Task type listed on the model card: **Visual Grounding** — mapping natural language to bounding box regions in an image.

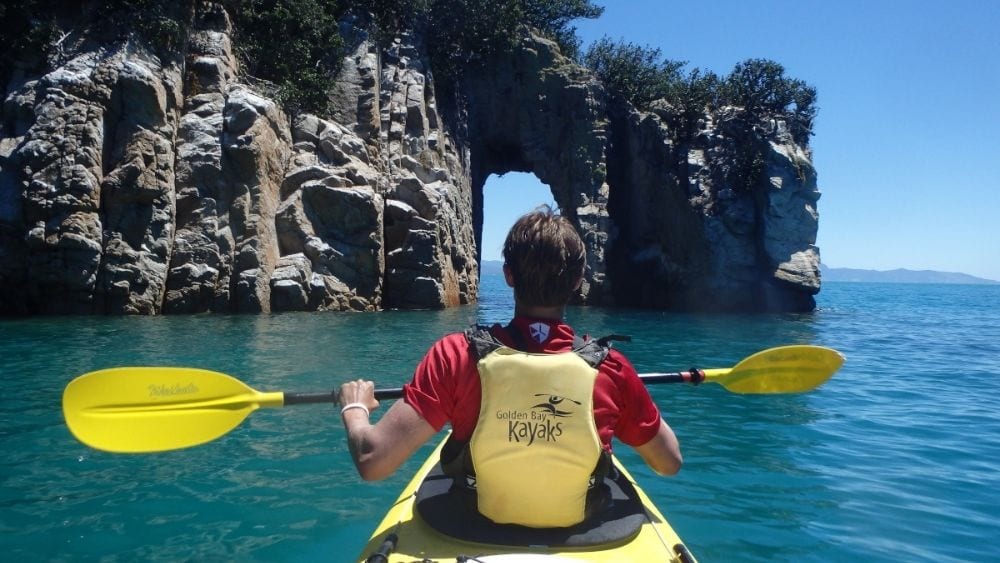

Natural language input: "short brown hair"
[502,206,586,307]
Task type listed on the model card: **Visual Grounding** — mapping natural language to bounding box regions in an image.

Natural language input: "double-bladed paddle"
[62,345,844,454]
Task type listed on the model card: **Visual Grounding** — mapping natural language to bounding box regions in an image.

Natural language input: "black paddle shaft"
[284,372,705,406]
[370,374,704,395]
[283,388,404,405]
[370,372,704,396]
[283,391,338,405]
[639,370,705,385]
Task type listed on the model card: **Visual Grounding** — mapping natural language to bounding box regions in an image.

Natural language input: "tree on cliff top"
[1,1,59,81]
[583,38,817,145]
[352,0,602,79]
[224,0,345,115]
[2,0,601,116]
[1,0,191,84]
[722,58,817,143]
[581,37,689,109]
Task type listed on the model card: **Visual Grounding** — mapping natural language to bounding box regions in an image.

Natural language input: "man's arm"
[339,380,438,481]
[633,419,683,476]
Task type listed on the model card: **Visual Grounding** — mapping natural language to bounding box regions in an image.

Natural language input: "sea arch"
[466,36,614,304]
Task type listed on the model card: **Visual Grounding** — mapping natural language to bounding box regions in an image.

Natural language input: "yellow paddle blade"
[704,345,845,394]
[62,367,284,453]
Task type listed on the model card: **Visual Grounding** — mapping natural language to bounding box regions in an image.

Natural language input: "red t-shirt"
[402,316,662,451]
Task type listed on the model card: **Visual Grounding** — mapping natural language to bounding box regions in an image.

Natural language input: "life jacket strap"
[463,325,630,368]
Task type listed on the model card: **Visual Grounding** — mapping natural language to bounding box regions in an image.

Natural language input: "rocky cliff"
[0,5,821,315]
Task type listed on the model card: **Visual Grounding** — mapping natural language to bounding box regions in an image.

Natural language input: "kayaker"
[339,205,682,528]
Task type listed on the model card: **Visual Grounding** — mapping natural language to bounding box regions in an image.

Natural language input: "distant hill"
[821,264,998,284]
[485,261,998,284]
[482,260,1000,284]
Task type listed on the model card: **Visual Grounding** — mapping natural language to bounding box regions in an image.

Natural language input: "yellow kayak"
[358,436,697,562]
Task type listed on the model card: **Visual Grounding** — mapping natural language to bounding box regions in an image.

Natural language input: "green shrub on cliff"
[518,0,604,59]
[351,0,430,37]
[720,59,817,146]
[722,58,817,140]
[583,38,817,144]
[3,0,600,116]
[351,0,602,83]
[582,37,687,109]
[1,1,190,86]
[1,0,342,116]
[3,1,814,136]
[0,1,60,81]
[661,68,724,139]
[223,0,344,115]
[93,0,190,52]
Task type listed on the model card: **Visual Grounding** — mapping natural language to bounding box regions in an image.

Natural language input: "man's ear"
[502,264,515,288]
[573,274,584,291]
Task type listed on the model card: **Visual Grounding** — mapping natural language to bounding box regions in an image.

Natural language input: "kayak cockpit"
[413,462,647,548]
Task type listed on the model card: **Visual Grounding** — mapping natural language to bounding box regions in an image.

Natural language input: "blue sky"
[481,0,1000,281]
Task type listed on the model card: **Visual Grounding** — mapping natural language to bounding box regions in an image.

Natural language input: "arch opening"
[479,172,559,264]
[476,172,558,312]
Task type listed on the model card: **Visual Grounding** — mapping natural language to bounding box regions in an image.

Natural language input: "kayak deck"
[358,436,697,562]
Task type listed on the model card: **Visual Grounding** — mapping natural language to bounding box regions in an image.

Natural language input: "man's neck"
[513,303,566,320]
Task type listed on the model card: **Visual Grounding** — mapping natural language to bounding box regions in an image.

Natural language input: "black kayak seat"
[414,462,648,548]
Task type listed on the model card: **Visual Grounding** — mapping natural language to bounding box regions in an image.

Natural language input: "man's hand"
[338,379,380,415]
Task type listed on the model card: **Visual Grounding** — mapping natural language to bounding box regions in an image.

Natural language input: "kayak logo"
[148,382,199,397]
[531,394,581,418]
[500,392,582,445]
[507,417,563,445]
[528,322,550,343]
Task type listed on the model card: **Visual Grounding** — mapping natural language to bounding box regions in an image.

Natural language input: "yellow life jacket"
[466,329,610,528]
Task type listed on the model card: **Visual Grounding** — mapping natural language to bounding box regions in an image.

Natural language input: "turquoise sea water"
[2,278,999,562]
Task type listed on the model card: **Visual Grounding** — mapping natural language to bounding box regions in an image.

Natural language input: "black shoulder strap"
[467,322,529,355]
[572,334,631,368]
[465,324,632,368]
[464,325,505,359]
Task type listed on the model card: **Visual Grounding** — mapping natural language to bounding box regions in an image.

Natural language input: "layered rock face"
[1,43,185,315]
[0,7,820,315]
[604,104,821,311]
[1,6,476,314]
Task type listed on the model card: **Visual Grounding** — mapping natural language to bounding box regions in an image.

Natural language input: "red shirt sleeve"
[402,333,480,436]
[599,349,662,447]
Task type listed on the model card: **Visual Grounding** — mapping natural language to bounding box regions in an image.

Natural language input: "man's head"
[502,206,586,307]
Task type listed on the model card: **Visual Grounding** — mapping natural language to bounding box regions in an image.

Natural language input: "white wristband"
[340,402,370,417]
